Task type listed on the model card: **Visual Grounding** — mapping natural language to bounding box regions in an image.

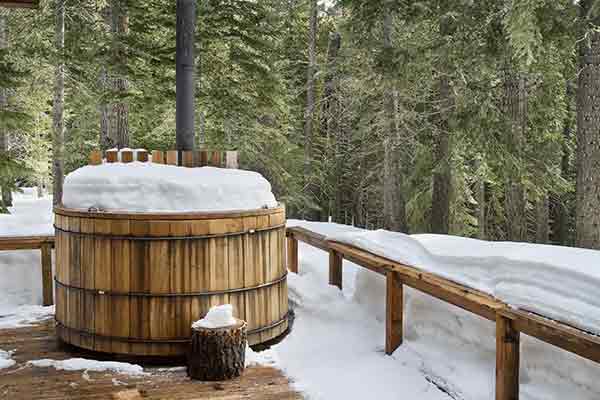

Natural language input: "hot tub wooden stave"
[54,205,288,357]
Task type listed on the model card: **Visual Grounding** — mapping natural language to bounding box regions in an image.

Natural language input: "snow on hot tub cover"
[62,163,278,212]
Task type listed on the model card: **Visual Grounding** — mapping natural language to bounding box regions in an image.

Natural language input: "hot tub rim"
[54,203,285,220]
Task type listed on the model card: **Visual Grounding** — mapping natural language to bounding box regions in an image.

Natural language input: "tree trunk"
[536,192,549,243]
[431,74,452,234]
[176,0,196,152]
[382,5,408,233]
[322,32,342,223]
[52,1,65,206]
[431,14,453,234]
[302,0,318,219]
[99,2,129,150]
[197,110,206,148]
[99,68,111,150]
[555,117,572,245]
[576,8,600,249]
[504,71,527,242]
[110,77,129,149]
[187,321,247,381]
[476,158,486,240]
[0,14,12,210]
[109,0,129,148]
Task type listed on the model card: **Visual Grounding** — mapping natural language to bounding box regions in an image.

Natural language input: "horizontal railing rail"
[285,225,600,400]
[0,235,55,306]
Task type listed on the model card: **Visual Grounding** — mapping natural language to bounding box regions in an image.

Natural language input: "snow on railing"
[285,225,600,400]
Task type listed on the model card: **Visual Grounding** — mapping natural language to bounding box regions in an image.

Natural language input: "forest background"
[2,0,600,249]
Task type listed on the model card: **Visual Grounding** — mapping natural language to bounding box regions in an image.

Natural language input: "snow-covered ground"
[274,220,600,399]
[0,349,16,370]
[1,191,599,399]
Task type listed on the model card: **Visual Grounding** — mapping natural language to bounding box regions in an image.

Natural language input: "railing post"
[287,235,298,273]
[328,249,343,289]
[385,270,403,355]
[41,243,53,306]
[496,314,520,400]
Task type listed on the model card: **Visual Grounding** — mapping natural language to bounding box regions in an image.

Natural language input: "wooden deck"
[0,319,302,400]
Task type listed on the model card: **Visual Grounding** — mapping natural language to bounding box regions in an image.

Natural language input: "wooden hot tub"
[53,205,288,357]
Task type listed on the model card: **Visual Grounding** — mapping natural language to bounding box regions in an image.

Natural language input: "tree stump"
[187,319,247,381]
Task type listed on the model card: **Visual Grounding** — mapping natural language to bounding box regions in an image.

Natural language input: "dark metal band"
[55,313,289,344]
[54,272,287,298]
[53,223,285,241]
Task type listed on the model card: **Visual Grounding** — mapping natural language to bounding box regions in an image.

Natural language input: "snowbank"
[245,346,278,367]
[272,234,600,400]
[62,163,278,212]
[192,304,237,329]
[328,229,600,335]
[28,358,146,376]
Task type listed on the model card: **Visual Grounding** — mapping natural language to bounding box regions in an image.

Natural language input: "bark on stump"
[187,319,247,381]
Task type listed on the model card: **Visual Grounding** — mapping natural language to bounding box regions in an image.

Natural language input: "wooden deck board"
[0,320,302,400]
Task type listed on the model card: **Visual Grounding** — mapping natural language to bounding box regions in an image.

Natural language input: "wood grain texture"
[0,320,302,400]
[121,150,133,163]
[41,243,53,306]
[188,320,247,381]
[166,150,178,165]
[328,249,342,289]
[385,270,403,355]
[54,206,288,357]
[88,150,102,165]
[54,205,285,221]
[136,150,148,162]
[0,235,54,251]
[106,149,118,163]
[499,309,600,364]
[210,151,222,167]
[496,314,520,400]
[286,237,298,274]
[151,150,164,164]
[182,150,195,167]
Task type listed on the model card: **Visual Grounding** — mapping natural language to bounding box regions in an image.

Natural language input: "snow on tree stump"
[187,319,247,381]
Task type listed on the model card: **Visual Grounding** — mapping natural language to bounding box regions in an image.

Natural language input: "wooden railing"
[0,235,55,306]
[286,226,600,400]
